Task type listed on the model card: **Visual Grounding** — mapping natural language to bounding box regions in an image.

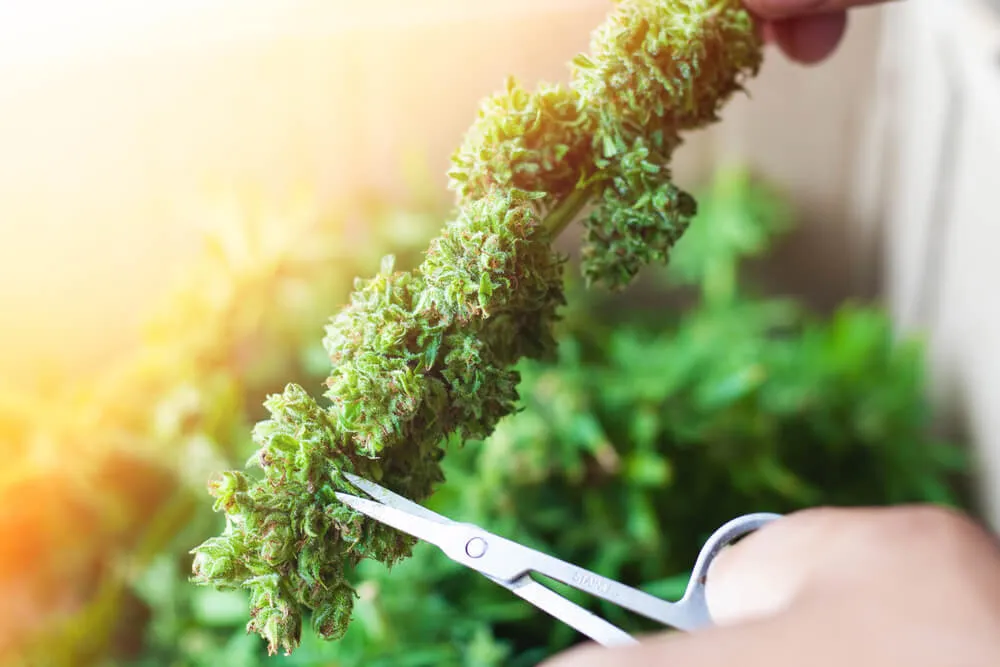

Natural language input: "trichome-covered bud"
[421,190,565,353]
[323,256,435,460]
[310,584,357,640]
[570,0,761,290]
[191,385,387,655]
[448,77,597,208]
[246,574,303,656]
[193,191,565,655]
[582,138,697,290]
[571,0,762,135]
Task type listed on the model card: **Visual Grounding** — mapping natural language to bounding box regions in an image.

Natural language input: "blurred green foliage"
[0,179,445,666]
[1,165,968,667]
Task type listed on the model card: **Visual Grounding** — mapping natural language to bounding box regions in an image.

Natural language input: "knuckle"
[877,504,988,562]
[784,505,854,528]
[787,504,986,563]
[884,504,974,540]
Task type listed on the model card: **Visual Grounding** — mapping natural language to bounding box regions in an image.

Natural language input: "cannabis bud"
[191,0,764,655]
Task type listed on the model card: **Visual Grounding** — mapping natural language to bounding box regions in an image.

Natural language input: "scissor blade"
[341,472,453,525]
[335,492,456,548]
[338,490,637,647]
[492,575,638,648]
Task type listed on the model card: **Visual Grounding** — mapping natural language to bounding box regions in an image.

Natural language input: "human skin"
[746,0,897,64]
[541,505,1000,666]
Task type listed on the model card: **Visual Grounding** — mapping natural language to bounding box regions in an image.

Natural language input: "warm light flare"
[0,0,607,389]
[0,1,222,68]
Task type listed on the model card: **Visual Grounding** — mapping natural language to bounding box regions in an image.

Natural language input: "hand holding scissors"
[336,472,781,647]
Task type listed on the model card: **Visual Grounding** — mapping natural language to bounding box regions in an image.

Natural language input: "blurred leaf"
[667,165,794,301]
[640,573,691,602]
[191,590,249,628]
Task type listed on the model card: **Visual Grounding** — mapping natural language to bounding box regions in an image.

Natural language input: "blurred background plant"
[0,161,972,667]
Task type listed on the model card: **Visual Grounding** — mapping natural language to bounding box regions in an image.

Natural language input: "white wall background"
[859,0,1000,524]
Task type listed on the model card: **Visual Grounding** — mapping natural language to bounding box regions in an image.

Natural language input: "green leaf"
[192,589,253,627]
[624,451,673,488]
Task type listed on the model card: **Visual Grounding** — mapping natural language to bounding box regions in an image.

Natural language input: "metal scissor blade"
[341,472,454,525]
[335,492,458,548]
[336,485,638,647]
[494,575,638,648]
[337,483,685,627]
[336,474,782,642]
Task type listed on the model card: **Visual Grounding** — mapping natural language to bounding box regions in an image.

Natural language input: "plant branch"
[543,186,595,238]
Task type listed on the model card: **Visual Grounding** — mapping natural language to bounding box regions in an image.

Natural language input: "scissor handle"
[671,512,784,630]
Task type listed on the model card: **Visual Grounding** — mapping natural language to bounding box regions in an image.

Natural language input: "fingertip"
[759,19,780,45]
[770,11,848,65]
[704,515,812,625]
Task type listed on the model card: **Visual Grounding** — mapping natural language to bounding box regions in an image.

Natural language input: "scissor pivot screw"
[465,537,488,559]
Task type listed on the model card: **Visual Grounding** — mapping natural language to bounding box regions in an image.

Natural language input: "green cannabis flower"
[449,77,596,208]
[572,0,762,132]
[192,0,765,655]
[192,191,565,653]
[581,137,698,289]
[571,0,762,288]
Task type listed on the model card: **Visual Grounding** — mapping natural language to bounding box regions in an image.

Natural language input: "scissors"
[336,472,781,647]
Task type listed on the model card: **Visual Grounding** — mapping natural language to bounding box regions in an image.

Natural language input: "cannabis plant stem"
[543,187,595,238]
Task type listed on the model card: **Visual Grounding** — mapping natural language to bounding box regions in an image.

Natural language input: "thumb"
[539,507,872,667]
[704,509,826,625]
[539,602,847,667]
[540,510,829,667]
